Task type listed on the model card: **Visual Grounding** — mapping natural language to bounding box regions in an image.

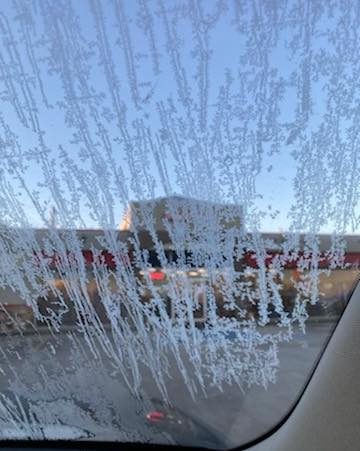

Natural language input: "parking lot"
[0,320,337,448]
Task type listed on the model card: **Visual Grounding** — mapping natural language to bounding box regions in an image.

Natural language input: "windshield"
[0,0,359,448]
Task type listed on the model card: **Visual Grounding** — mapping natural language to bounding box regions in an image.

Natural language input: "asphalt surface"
[0,321,336,448]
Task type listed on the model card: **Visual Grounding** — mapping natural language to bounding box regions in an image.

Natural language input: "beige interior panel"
[249,281,360,451]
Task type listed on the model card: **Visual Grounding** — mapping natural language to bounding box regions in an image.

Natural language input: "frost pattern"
[0,0,358,443]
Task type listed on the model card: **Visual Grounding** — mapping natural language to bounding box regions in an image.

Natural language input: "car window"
[0,0,359,449]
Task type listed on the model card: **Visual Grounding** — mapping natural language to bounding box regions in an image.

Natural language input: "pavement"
[0,320,337,448]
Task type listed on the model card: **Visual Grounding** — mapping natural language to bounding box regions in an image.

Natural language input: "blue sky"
[0,0,341,232]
